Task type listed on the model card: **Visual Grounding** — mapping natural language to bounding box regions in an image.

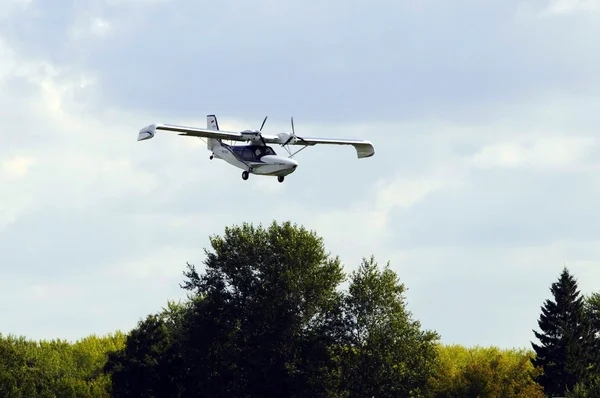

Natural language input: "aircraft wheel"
[242,171,249,180]
[210,154,214,160]
[278,176,285,183]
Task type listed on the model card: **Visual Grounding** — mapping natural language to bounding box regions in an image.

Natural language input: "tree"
[102,221,441,397]
[426,345,545,398]
[1,332,125,397]
[531,267,596,397]
[104,303,188,397]
[178,221,347,397]
[567,374,600,398]
[337,256,440,397]
[582,292,600,384]
[586,292,600,334]
[585,292,600,361]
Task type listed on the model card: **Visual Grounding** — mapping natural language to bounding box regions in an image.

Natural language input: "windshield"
[236,145,277,162]
[252,146,275,158]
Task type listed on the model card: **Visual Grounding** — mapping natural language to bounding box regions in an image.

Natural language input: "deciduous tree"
[105,305,186,397]
[338,256,440,397]
[179,221,346,397]
[426,344,544,398]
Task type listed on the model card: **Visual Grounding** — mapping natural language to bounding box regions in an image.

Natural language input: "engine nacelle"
[240,129,263,142]
[277,132,297,145]
[240,129,260,135]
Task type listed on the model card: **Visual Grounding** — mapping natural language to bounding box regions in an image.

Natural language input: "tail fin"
[207,114,219,130]
[206,114,219,151]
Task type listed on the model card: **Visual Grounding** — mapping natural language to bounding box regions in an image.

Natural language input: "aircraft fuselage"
[211,141,298,177]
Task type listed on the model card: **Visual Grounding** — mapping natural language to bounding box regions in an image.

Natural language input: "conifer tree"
[531,267,596,397]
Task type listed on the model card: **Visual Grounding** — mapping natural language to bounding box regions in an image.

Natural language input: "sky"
[1,0,600,349]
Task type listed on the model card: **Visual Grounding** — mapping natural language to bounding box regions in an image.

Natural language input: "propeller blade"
[291,116,295,135]
[259,116,268,131]
[290,116,309,145]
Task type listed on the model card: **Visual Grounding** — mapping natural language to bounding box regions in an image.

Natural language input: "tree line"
[1,221,599,397]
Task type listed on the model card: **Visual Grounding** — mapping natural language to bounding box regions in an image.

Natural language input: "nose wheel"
[242,171,249,180]
[278,176,285,183]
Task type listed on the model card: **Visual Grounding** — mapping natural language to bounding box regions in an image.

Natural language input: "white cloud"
[471,134,597,170]
[0,0,32,20]
[0,38,15,78]
[1,156,36,179]
[1,0,600,351]
[29,283,85,301]
[387,239,600,348]
[541,0,600,15]
[0,179,34,231]
[105,0,170,5]
[105,246,200,282]
[304,165,466,272]
[70,17,113,39]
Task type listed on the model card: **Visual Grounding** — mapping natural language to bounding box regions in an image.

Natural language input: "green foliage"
[105,313,184,397]
[531,267,597,397]
[0,331,125,397]
[178,221,347,397]
[584,292,600,369]
[567,374,600,398]
[338,256,440,397]
[426,344,545,398]
[5,222,600,397]
[104,299,192,397]
[586,292,600,330]
[106,221,440,397]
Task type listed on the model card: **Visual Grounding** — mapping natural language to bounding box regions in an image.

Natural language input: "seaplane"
[137,114,375,182]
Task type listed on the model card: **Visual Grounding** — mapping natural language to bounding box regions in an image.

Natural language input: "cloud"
[1,0,600,351]
[1,156,36,179]
[470,135,597,171]
[388,239,600,348]
[541,0,600,15]
[69,17,113,39]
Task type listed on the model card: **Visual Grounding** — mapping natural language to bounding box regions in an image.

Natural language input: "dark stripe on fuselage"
[223,143,276,164]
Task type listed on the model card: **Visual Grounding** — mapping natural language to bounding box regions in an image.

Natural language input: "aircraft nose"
[287,158,298,168]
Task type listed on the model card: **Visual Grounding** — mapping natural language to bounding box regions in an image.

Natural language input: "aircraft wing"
[288,137,375,158]
[137,123,246,142]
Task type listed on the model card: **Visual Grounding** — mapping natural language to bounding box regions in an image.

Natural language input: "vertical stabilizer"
[206,114,219,151]
[207,114,219,131]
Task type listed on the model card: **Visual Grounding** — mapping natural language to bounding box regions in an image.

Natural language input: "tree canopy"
[105,221,442,396]
[1,221,600,397]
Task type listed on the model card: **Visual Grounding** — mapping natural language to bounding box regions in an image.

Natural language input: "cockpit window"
[235,145,276,162]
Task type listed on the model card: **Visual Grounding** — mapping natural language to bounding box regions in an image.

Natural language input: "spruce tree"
[531,267,595,397]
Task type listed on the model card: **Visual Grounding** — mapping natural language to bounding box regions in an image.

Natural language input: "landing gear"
[210,154,214,160]
[278,176,285,183]
[242,171,249,180]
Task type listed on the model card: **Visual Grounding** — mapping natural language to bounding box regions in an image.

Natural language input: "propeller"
[291,116,295,136]
[259,116,268,132]
[258,116,268,146]
[282,116,307,146]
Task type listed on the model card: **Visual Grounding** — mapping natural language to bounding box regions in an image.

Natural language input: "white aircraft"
[137,114,374,182]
